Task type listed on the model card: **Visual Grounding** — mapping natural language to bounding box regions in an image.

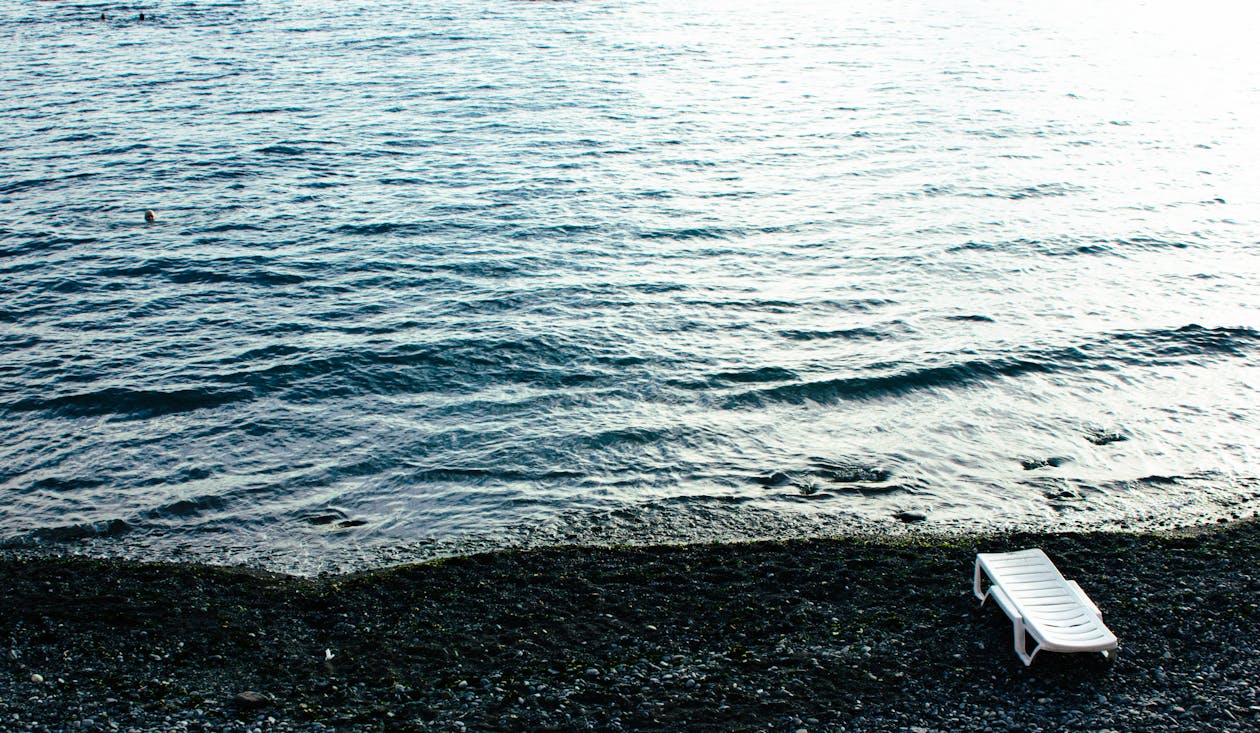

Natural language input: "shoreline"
[2,521,1257,732]
[9,498,1256,578]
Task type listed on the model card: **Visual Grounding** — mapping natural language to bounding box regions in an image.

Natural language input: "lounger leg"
[1013,617,1036,666]
[973,561,986,603]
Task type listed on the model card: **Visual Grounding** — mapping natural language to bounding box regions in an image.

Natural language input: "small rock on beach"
[232,690,271,709]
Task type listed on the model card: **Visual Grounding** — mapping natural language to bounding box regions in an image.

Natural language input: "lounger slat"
[1039,613,1098,624]
[1017,588,1079,599]
[1027,610,1095,622]
[991,572,1059,583]
[1040,622,1101,633]
[1022,597,1084,607]
[1003,581,1063,591]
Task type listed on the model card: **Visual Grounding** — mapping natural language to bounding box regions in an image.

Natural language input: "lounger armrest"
[1066,580,1102,618]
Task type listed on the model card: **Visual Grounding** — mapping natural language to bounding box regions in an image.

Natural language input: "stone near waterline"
[1087,431,1128,446]
[1020,456,1073,470]
[895,511,927,523]
[757,471,792,487]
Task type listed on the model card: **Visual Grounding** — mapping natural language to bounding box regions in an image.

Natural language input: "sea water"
[2,0,1259,573]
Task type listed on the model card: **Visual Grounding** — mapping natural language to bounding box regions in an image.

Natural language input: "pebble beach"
[2,519,1257,732]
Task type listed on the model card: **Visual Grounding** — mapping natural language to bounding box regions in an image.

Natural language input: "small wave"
[754,459,896,494]
[204,333,632,402]
[97,257,305,286]
[256,145,306,156]
[27,476,108,493]
[949,236,1191,258]
[779,327,893,341]
[51,132,99,143]
[27,519,133,543]
[508,223,603,238]
[913,182,1082,200]
[0,176,90,195]
[0,334,42,350]
[727,325,1259,408]
[201,223,264,233]
[1111,324,1259,362]
[711,366,798,384]
[686,297,893,314]
[95,143,150,156]
[0,231,98,258]
[6,386,252,419]
[227,107,309,116]
[142,493,228,520]
[1112,236,1190,251]
[580,426,671,449]
[167,269,304,286]
[189,168,253,181]
[412,467,584,483]
[724,359,1041,407]
[636,227,738,240]
[629,281,689,294]
[331,221,482,237]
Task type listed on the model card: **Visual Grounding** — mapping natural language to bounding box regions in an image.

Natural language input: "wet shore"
[2,520,1257,732]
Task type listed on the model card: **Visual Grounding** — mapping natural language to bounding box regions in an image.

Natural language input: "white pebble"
[30,673,44,684]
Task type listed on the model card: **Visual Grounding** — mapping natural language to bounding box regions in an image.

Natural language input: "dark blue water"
[3,0,1259,573]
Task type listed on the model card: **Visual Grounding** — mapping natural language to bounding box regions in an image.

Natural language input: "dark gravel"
[1,520,1258,732]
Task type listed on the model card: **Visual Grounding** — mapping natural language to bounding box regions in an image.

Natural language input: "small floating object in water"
[144,209,156,222]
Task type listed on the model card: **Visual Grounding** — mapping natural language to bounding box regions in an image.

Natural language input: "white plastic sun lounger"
[973,549,1117,666]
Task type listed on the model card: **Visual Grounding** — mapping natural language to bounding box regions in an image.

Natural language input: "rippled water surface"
[3,0,1260,572]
